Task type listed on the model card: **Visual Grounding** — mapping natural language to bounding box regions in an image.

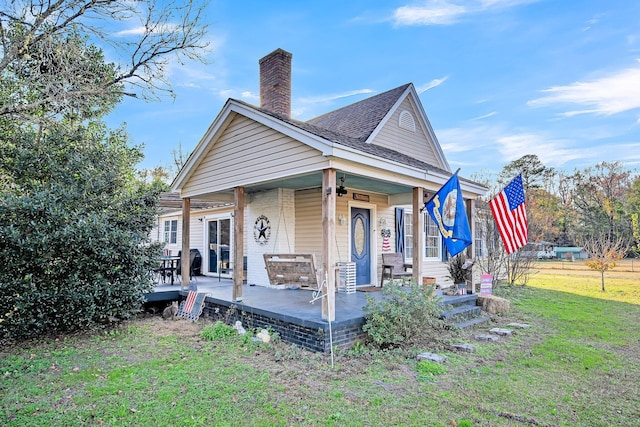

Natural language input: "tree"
[0,0,210,124]
[570,161,632,243]
[0,122,162,342]
[581,234,629,292]
[0,1,210,342]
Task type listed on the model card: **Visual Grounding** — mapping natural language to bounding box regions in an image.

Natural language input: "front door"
[351,208,371,285]
[208,218,231,274]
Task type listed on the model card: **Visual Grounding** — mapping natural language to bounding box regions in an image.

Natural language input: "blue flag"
[425,173,472,257]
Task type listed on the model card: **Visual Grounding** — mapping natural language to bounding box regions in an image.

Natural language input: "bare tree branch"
[0,0,210,123]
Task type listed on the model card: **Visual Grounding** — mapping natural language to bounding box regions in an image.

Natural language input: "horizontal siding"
[183,116,329,196]
[372,97,442,168]
[294,189,324,266]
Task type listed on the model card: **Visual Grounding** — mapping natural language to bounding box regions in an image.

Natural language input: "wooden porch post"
[322,169,336,321]
[412,187,424,285]
[181,197,191,290]
[233,186,245,302]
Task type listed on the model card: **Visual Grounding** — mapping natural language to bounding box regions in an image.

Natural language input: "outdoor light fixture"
[336,176,348,197]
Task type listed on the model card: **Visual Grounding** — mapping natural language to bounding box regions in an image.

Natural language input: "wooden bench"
[380,252,412,286]
[263,254,319,289]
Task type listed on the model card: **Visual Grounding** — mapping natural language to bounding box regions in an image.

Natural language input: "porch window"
[403,211,441,260]
[403,212,413,261]
[425,213,441,260]
[163,219,178,244]
[474,221,485,258]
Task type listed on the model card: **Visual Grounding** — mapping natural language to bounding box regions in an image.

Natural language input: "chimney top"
[259,48,292,117]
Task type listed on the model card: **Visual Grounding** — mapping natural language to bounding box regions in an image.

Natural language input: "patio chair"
[380,252,412,286]
[177,249,199,282]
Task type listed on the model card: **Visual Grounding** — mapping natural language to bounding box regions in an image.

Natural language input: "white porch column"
[322,168,336,321]
[181,197,191,290]
[233,186,245,302]
[412,187,424,284]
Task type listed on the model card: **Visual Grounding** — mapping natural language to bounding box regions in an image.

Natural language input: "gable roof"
[173,82,481,194]
[307,84,412,141]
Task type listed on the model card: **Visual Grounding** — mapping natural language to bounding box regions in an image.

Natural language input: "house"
[156,48,486,321]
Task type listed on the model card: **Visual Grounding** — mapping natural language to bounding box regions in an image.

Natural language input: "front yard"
[1,267,639,426]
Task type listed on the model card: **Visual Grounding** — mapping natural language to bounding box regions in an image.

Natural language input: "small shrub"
[458,420,473,427]
[362,282,452,349]
[200,321,237,341]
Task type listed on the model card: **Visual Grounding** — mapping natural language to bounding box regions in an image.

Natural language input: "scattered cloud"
[471,112,497,120]
[390,0,538,27]
[114,23,179,37]
[495,134,585,166]
[298,89,375,104]
[416,77,449,93]
[241,91,259,102]
[528,62,640,117]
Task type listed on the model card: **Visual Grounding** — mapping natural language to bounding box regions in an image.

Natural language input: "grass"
[1,267,639,426]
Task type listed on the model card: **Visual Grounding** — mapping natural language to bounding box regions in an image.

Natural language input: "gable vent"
[399,110,416,132]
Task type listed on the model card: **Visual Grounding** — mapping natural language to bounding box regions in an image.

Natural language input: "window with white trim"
[425,214,441,259]
[404,212,413,261]
[404,211,442,260]
[163,219,178,244]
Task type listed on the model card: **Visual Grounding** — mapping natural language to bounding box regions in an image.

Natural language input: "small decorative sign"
[480,274,492,295]
[352,193,369,202]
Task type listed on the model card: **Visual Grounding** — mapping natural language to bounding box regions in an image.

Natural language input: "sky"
[105,0,640,180]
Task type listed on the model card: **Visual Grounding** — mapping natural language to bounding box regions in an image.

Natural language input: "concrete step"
[440,305,482,322]
[454,316,491,329]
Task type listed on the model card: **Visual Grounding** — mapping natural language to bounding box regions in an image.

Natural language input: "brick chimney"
[259,48,292,117]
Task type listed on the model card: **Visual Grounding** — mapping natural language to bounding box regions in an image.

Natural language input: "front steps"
[439,293,490,329]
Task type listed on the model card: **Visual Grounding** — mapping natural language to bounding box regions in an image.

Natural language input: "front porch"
[145,276,484,352]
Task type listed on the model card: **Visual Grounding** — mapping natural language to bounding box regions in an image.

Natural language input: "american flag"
[489,175,528,254]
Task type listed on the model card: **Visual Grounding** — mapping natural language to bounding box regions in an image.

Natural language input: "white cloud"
[298,89,375,104]
[495,134,585,166]
[391,0,538,26]
[241,91,259,102]
[416,76,448,93]
[471,112,497,120]
[528,62,640,117]
[392,2,467,26]
[114,23,179,37]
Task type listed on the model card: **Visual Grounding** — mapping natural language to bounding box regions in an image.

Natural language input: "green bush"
[362,282,451,348]
[0,123,161,344]
[415,359,447,382]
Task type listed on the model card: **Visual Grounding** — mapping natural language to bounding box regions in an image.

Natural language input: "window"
[404,212,413,261]
[475,220,485,258]
[403,211,441,260]
[425,214,441,259]
[163,219,178,244]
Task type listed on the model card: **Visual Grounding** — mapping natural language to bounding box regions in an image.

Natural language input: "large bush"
[362,282,453,349]
[0,122,162,343]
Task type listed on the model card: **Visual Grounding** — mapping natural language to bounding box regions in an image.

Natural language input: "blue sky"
[105,0,640,180]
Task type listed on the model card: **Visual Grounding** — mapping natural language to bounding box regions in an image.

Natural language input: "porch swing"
[262,198,320,290]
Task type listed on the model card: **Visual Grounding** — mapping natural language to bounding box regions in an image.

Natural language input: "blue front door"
[351,208,371,285]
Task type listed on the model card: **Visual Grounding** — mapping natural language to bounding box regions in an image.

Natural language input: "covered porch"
[145,276,482,352]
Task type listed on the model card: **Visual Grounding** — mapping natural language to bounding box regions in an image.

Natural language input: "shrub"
[362,282,452,349]
[415,359,447,381]
[0,123,161,344]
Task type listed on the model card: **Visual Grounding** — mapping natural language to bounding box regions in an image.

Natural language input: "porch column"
[181,197,191,290]
[322,168,336,321]
[412,187,424,284]
[232,186,245,302]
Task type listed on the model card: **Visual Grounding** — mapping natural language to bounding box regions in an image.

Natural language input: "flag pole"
[422,168,462,209]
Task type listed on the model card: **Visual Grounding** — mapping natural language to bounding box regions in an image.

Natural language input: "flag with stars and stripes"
[489,175,528,254]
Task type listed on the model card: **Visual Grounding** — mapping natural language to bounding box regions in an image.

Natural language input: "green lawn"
[1,271,639,426]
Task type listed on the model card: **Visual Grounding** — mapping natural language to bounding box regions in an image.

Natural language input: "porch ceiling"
[245,172,413,196]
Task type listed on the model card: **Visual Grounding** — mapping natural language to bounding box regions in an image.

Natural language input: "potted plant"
[447,253,475,295]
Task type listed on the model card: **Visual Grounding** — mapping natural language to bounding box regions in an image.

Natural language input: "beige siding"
[294,188,324,266]
[182,116,329,197]
[371,97,443,168]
